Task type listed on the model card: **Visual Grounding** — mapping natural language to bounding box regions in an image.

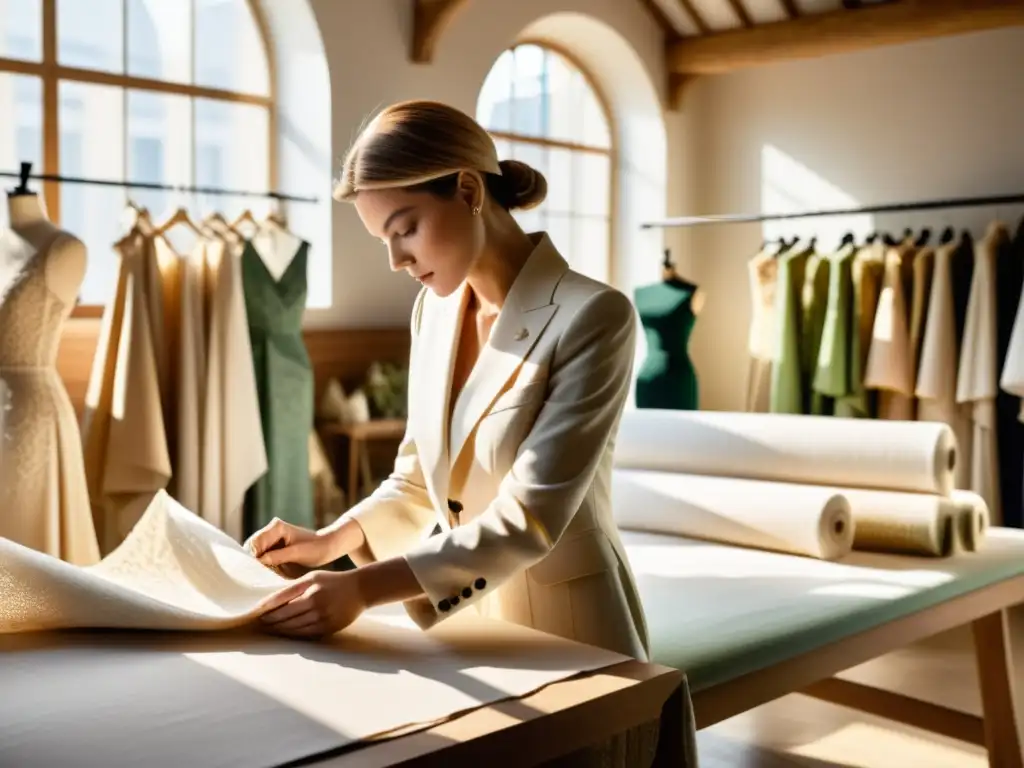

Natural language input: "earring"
[472,206,481,216]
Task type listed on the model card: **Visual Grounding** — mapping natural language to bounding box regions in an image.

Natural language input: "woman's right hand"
[246,518,340,579]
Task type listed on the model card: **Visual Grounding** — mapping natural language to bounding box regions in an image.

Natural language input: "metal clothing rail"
[0,162,320,204]
[640,191,1024,229]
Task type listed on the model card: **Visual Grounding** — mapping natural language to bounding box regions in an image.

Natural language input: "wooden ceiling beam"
[725,0,754,28]
[778,0,800,19]
[411,0,471,63]
[676,0,710,34]
[668,0,1024,76]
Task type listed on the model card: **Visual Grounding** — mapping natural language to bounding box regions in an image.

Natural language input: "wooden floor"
[697,607,1024,767]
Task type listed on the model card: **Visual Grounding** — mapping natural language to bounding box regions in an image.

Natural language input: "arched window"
[476,42,613,283]
[0,0,273,308]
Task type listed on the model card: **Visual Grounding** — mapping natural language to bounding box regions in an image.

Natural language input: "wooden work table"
[307,659,686,767]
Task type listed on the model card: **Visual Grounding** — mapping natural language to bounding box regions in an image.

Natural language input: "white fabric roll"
[611,469,854,560]
[614,410,957,496]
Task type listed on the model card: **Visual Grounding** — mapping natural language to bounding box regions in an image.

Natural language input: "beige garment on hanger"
[916,242,973,489]
[199,232,267,541]
[0,229,99,565]
[956,224,1007,524]
[745,249,778,412]
[154,237,208,514]
[81,227,172,554]
[864,241,916,420]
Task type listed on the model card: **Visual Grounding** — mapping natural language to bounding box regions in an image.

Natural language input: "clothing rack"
[640,191,1024,229]
[1,162,319,204]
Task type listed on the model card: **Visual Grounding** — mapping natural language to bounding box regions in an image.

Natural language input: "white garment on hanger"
[916,242,973,489]
[956,226,1005,524]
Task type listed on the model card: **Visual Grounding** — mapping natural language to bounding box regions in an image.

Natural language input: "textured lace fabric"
[0,490,286,634]
[0,234,100,566]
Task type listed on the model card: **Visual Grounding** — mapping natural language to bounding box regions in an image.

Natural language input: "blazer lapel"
[418,284,468,526]
[448,235,567,466]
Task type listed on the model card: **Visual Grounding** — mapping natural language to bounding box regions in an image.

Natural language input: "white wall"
[675,26,1024,412]
[298,0,671,328]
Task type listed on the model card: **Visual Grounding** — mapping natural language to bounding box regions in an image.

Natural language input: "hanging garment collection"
[745,219,1024,529]
[79,203,317,556]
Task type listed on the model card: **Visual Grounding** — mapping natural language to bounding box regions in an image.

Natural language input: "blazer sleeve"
[341,288,438,565]
[401,288,637,629]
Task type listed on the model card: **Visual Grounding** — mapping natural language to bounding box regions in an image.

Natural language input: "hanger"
[838,232,856,249]
[232,209,260,237]
[661,249,699,290]
[203,211,241,237]
[915,227,932,247]
[882,232,899,247]
[939,226,956,245]
[8,161,35,198]
[153,206,201,238]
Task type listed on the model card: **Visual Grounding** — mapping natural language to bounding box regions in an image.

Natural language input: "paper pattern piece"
[0,490,627,767]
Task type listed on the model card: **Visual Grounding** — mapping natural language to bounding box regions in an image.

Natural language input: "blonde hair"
[334,100,547,211]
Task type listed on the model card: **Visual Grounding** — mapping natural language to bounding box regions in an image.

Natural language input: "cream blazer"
[343,234,650,661]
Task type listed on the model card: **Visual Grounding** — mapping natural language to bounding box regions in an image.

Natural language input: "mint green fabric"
[812,245,856,409]
[621,528,1024,692]
[242,240,315,538]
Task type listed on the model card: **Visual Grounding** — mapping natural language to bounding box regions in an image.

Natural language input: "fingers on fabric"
[260,539,323,567]
[257,575,312,614]
[249,518,289,558]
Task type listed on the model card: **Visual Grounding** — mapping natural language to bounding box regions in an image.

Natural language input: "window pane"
[194,98,269,220]
[0,0,42,61]
[572,216,610,283]
[581,86,611,150]
[508,140,548,185]
[546,53,586,147]
[195,0,269,94]
[514,208,543,235]
[546,213,573,264]
[127,0,191,83]
[491,137,511,161]
[0,74,43,227]
[510,44,545,138]
[127,90,192,222]
[477,50,513,133]
[546,147,573,215]
[59,81,125,305]
[58,0,123,73]
[575,151,611,217]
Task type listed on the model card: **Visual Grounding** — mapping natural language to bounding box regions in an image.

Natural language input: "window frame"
[0,0,276,317]
[482,38,617,283]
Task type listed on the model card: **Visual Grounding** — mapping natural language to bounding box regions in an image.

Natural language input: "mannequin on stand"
[633,249,704,410]
[0,163,100,565]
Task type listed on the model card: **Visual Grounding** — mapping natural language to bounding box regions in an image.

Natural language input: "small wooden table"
[321,419,407,507]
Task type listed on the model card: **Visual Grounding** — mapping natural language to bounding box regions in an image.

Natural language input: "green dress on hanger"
[634,278,699,410]
[241,238,314,538]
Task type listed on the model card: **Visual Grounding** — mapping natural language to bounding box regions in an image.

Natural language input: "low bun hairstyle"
[335,100,548,212]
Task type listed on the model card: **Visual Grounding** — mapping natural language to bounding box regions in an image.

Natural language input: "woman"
[249,100,650,662]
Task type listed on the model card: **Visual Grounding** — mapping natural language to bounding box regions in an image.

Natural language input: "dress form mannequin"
[634,250,703,410]
[0,164,100,565]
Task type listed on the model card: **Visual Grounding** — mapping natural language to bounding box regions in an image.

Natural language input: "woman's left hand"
[257,570,366,639]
